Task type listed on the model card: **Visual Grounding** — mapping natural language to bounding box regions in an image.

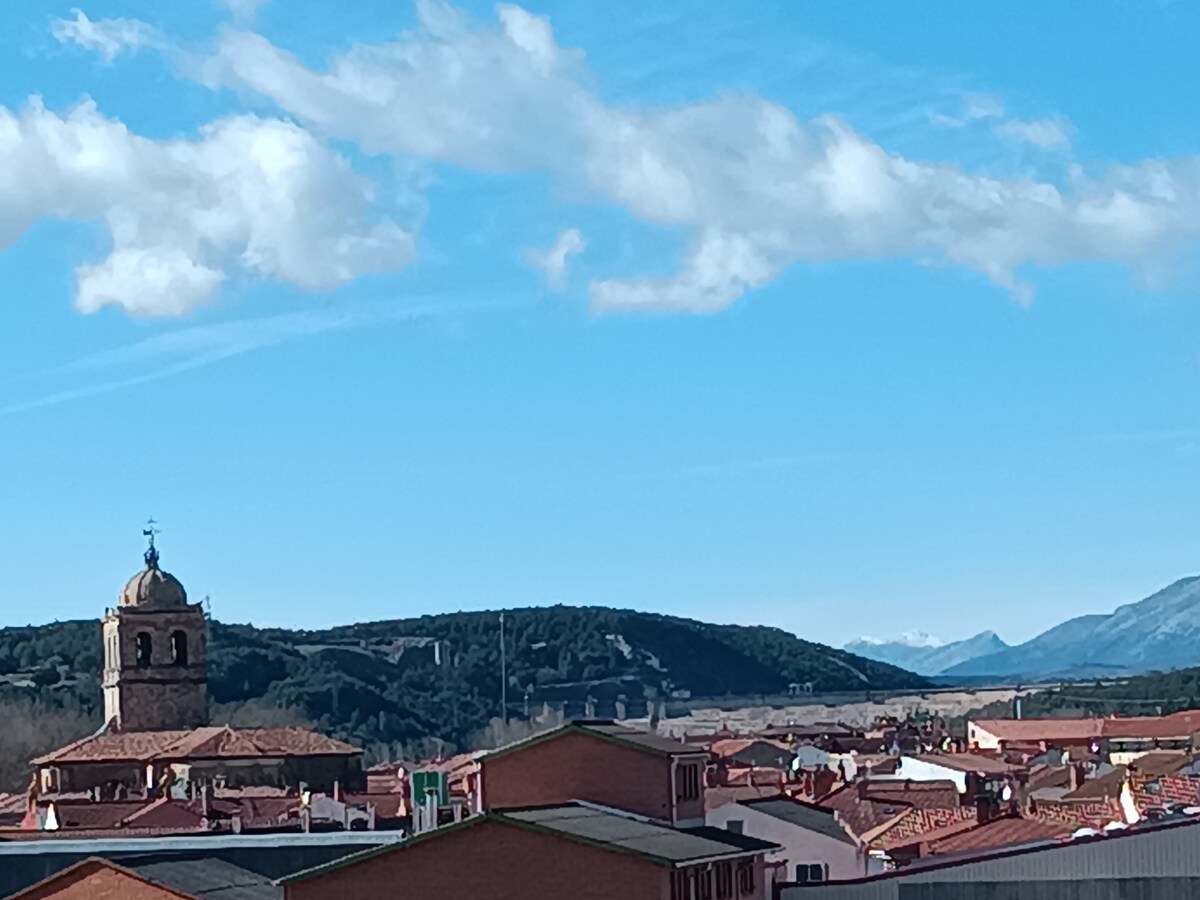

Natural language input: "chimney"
[856,780,868,800]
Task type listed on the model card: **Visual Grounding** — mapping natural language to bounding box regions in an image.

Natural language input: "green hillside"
[0,606,928,791]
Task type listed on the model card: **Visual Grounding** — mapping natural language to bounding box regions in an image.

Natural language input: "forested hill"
[968,667,1200,721]
[0,606,926,786]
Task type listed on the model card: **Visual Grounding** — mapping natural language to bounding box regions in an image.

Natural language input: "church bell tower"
[102,526,208,732]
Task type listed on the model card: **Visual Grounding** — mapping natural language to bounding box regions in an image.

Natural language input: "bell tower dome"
[102,524,208,732]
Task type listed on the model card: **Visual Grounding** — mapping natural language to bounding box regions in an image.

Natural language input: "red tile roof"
[972,712,1200,746]
[34,726,360,765]
[925,815,1072,855]
[816,780,962,842]
[1103,711,1200,739]
[970,719,1103,744]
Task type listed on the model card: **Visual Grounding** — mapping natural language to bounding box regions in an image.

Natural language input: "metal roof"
[129,858,282,900]
[0,831,402,857]
[501,804,779,863]
[739,798,855,845]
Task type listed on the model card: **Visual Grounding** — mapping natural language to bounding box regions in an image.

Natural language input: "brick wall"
[285,817,673,900]
[482,731,707,823]
[14,863,180,900]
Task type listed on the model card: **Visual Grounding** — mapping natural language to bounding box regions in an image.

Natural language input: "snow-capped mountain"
[943,576,1200,678]
[845,631,1009,676]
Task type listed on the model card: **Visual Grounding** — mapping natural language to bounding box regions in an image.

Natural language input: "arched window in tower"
[171,631,189,667]
[135,632,152,668]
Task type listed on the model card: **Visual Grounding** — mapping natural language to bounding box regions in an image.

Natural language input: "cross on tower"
[142,517,161,568]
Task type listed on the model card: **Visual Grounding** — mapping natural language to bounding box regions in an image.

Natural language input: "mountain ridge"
[945,576,1200,678]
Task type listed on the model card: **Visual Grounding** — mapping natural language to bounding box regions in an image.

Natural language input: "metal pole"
[499,612,508,725]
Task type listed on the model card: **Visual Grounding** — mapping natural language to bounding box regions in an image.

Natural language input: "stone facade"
[101,553,208,732]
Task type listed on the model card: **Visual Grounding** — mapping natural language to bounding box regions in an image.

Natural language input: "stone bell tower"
[101,527,208,732]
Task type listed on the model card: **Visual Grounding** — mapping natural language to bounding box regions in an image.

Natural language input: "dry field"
[628,688,1030,737]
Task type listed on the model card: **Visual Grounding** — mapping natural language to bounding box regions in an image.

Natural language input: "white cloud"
[0,99,414,316]
[526,228,584,289]
[995,116,1074,149]
[51,9,161,61]
[221,0,268,23]
[964,93,1005,121]
[193,2,1200,313]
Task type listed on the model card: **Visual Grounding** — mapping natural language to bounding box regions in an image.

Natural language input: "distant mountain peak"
[845,629,1009,676]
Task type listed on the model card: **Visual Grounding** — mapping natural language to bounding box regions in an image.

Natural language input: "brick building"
[478,720,710,827]
[283,802,778,900]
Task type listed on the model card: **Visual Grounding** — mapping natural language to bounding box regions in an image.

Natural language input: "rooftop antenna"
[142,518,161,569]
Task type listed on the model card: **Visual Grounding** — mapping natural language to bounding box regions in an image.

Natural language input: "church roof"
[118,534,188,608]
[33,726,360,766]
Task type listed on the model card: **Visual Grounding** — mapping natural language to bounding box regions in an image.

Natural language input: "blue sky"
[2,0,1199,649]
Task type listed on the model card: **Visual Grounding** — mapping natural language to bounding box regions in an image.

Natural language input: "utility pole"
[499,612,508,725]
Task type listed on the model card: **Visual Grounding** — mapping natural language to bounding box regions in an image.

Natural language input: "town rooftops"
[482,720,708,761]
[284,802,780,884]
[737,797,854,845]
[33,726,360,766]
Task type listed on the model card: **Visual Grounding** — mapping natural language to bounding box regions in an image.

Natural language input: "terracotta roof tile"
[34,727,359,766]
[926,815,1072,855]
[970,719,1103,743]
[33,731,193,765]
[816,781,962,841]
[973,713,1200,746]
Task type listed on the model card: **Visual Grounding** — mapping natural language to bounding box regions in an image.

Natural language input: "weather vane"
[143,517,161,568]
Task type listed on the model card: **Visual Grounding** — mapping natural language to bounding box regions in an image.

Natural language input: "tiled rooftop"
[924,815,1072,855]
[34,726,360,765]
[816,780,962,840]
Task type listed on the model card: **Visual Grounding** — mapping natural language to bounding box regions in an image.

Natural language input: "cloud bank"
[199,1,1200,312]
[18,1,1200,317]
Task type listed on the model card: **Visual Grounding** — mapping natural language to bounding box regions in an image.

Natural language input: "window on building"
[715,862,733,900]
[736,862,754,897]
[679,763,701,801]
[725,819,744,835]
[694,867,713,900]
[135,632,152,668]
[171,631,188,666]
[795,863,828,884]
[671,870,690,900]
